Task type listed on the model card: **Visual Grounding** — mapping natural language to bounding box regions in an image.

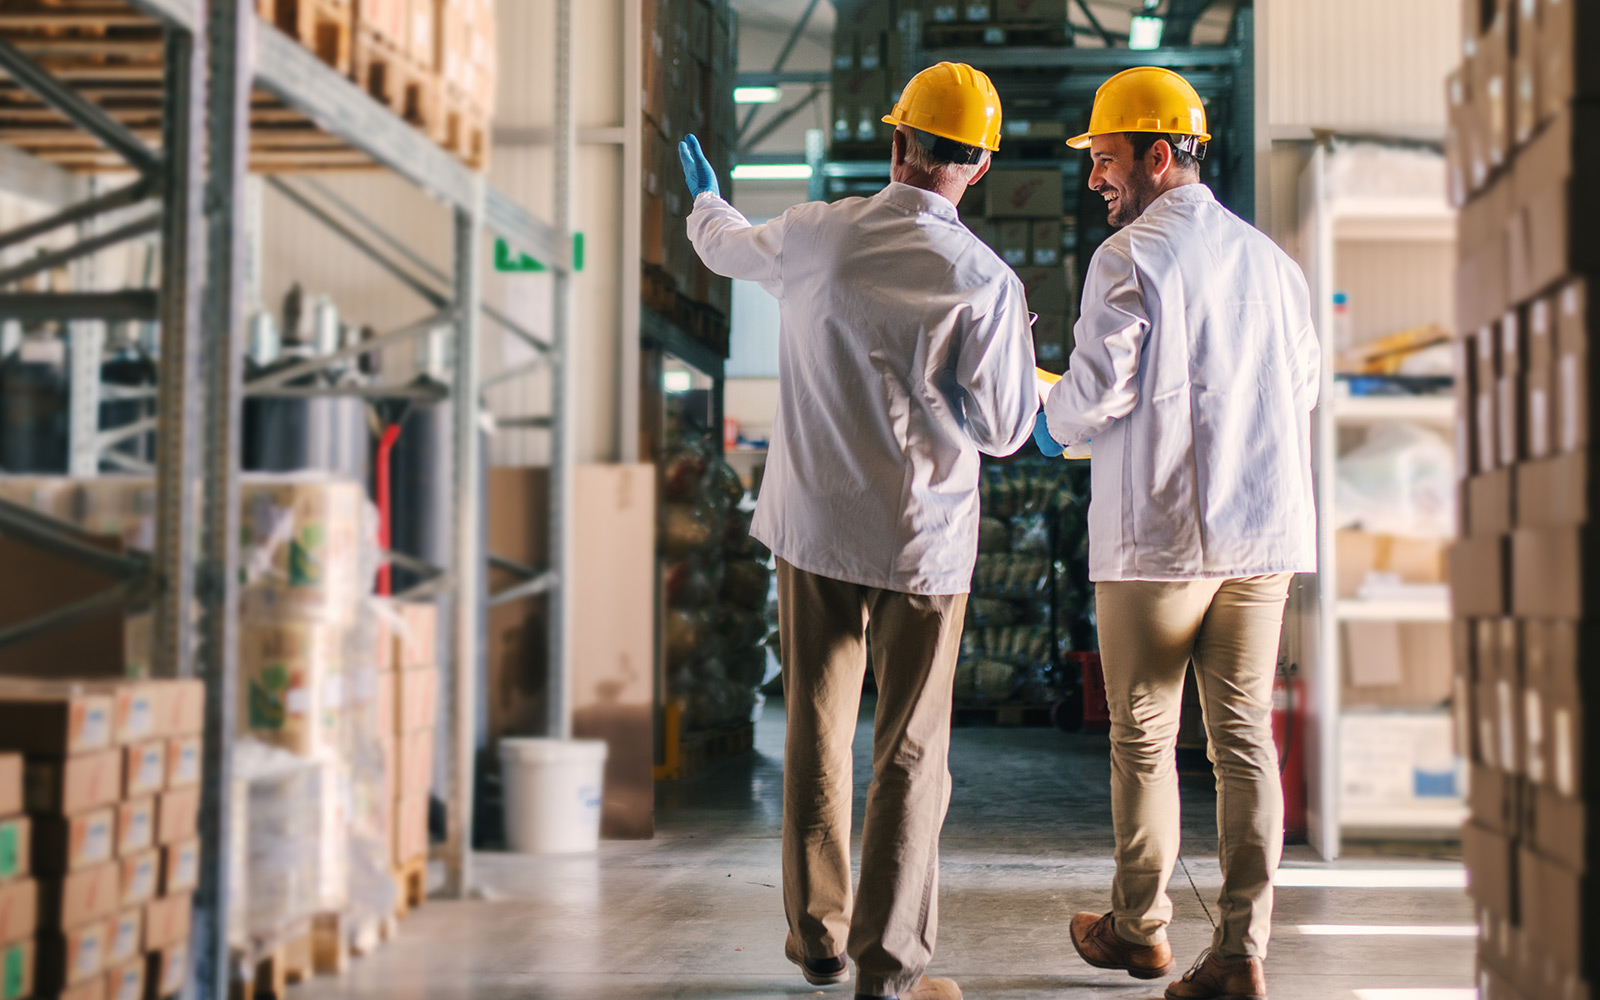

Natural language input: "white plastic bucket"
[498,737,608,854]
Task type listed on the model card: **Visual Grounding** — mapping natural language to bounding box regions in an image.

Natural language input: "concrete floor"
[296,698,1476,1000]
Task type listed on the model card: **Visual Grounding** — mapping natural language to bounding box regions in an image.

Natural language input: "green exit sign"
[495,233,585,273]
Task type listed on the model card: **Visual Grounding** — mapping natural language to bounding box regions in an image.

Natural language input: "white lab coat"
[1043,184,1320,582]
[687,184,1038,595]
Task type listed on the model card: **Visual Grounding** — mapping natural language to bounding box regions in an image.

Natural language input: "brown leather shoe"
[855,975,962,1000]
[1069,911,1176,980]
[1164,949,1267,1000]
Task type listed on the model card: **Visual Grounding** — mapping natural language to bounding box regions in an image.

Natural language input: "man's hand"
[679,134,720,200]
[1032,411,1064,458]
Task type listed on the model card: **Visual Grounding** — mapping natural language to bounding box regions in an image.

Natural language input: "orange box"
[105,907,142,967]
[393,601,437,669]
[154,788,199,847]
[38,862,118,929]
[121,742,165,800]
[114,799,153,858]
[164,736,199,790]
[36,919,109,990]
[396,729,433,798]
[102,683,162,747]
[117,850,157,909]
[145,942,186,999]
[395,667,438,732]
[32,808,114,875]
[0,878,37,943]
[151,680,203,738]
[0,754,20,817]
[0,687,113,755]
[393,793,427,866]
[141,892,192,951]
[104,958,142,1000]
[25,750,121,815]
[58,969,107,1000]
[160,840,198,896]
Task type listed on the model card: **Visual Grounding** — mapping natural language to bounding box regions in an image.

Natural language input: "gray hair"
[900,127,989,185]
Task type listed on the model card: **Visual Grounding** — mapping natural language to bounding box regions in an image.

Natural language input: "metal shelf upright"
[0,1,577,996]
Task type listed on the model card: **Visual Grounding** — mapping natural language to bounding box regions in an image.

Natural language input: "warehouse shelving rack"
[0,1,578,995]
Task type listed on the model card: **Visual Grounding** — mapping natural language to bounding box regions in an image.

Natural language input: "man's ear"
[1149,138,1174,179]
[969,157,992,185]
[891,128,907,169]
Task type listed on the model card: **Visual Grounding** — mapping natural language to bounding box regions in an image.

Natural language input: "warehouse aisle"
[294,701,1476,1000]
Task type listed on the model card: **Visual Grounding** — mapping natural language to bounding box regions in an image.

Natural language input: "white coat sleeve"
[685,193,790,297]
[956,275,1040,456]
[1044,244,1149,447]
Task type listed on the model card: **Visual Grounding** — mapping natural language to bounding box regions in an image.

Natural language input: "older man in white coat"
[1037,68,1320,1000]
[681,61,1038,1000]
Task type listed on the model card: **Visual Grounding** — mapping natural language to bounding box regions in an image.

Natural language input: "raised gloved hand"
[1032,411,1064,458]
[678,133,720,200]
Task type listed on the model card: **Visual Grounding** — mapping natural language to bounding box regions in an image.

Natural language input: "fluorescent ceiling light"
[1353,991,1477,1000]
[734,86,781,104]
[1294,925,1477,937]
[1128,14,1164,49]
[731,163,813,181]
[1273,868,1467,889]
[663,371,693,392]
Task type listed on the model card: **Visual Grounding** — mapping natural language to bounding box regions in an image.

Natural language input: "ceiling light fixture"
[731,163,814,181]
[734,86,781,104]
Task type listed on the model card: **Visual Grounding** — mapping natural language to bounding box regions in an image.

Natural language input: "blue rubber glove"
[678,134,720,200]
[1033,411,1064,458]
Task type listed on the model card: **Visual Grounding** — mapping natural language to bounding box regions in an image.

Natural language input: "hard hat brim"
[1065,127,1213,149]
[882,113,1001,152]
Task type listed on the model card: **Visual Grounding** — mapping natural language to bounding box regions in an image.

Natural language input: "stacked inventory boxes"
[980,169,1072,370]
[1448,0,1600,997]
[831,0,905,148]
[641,0,738,350]
[388,603,438,881]
[0,680,202,1000]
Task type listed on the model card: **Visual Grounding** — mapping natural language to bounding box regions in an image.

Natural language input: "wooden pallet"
[310,911,351,976]
[654,704,755,780]
[642,264,732,358]
[923,21,1071,47]
[434,84,489,169]
[257,0,353,75]
[393,855,427,918]
[229,918,314,1000]
[350,26,438,132]
[952,702,1056,727]
[349,910,400,958]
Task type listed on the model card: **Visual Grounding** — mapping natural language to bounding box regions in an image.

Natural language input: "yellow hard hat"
[882,61,1003,154]
[1066,66,1211,150]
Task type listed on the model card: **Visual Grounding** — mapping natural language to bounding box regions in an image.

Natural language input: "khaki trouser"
[1095,574,1292,962]
[777,558,966,998]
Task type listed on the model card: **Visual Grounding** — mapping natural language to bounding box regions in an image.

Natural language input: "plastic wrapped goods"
[232,741,321,939]
[239,622,345,759]
[1334,422,1456,539]
[239,474,367,623]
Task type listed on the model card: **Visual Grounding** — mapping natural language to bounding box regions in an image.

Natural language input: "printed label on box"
[122,804,151,855]
[75,931,99,977]
[171,743,199,787]
[0,823,17,880]
[111,963,141,1000]
[122,696,153,743]
[83,706,110,751]
[126,856,155,904]
[84,814,113,867]
[1554,707,1573,796]
[173,844,197,891]
[110,912,138,964]
[2,943,22,1000]
[161,944,186,994]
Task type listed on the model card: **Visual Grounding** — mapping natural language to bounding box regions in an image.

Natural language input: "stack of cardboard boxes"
[830,0,906,148]
[1447,0,1600,997]
[642,0,738,344]
[0,680,202,1000]
[385,603,439,879]
[967,170,1074,370]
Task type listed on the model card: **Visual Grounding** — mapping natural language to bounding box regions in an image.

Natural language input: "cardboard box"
[1030,219,1062,266]
[393,793,428,866]
[32,809,113,875]
[396,728,434,797]
[393,601,438,670]
[150,680,203,739]
[121,743,164,801]
[153,789,198,848]
[36,919,109,991]
[1464,819,1519,918]
[0,818,24,883]
[145,943,186,1000]
[159,840,197,897]
[0,534,144,683]
[39,862,118,930]
[102,684,162,748]
[996,0,1068,20]
[1015,266,1069,314]
[1334,530,1447,598]
[995,219,1029,266]
[1449,534,1509,616]
[238,476,365,624]
[239,622,344,759]
[116,850,156,910]
[1341,622,1453,708]
[1530,783,1592,874]
[0,689,113,756]
[105,908,140,968]
[1472,10,1511,169]
[396,667,439,733]
[25,751,122,815]
[1476,388,1499,472]
[164,737,198,791]
[113,799,152,861]
[0,755,17,819]
[1515,450,1584,529]
[104,958,141,1000]
[1511,527,1599,618]
[1540,0,1600,118]
[1556,280,1591,454]
[1470,763,1519,834]
[985,169,1063,218]
[140,893,191,952]
[1518,848,1600,977]
[1456,180,1512,334]
[1339,711,1462,816]
[353,0,407,47]
[0,879,36,944]
[0,938,31,1000]
[1540,621,1596,800]
[1032,314,1067,370]
[1466,469,1515,536]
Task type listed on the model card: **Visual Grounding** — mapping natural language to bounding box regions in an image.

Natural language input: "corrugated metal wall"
[1267,0,1460,136]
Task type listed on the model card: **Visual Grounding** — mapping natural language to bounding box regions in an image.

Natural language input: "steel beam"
[0,213,161,288]
[737,0,822,141]
[246,383,449,401]
[0,37,160,175]
[0,178,156,254]
[480,358,549,389]
[1072,0,1117,47]
[549,0,577,745]
[244,311,449,391]
[489,570,557,608]
[0,291,159,321]
[194,0,251,996]
[736,70,829,88]
[444,177,486,898]
[741,86,824,153]
[919,44,1241,70]
[0,578,152,654]
[0,499,149,579]
[0,140,88,206]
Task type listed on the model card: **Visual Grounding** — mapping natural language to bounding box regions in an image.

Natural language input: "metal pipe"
[489,570,557,608]
[489,554,541,579]
[245,383,448,401]
[549,0,577,744]
[0,212,161,287]
[0,36,161,175]
[245,311,448,391]
[0,498,149,578]
[0,177,157,254]
[480,357,549,389]
[0,580,146,653]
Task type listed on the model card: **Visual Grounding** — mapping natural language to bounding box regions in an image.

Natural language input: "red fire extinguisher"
[1273,662,1308,842]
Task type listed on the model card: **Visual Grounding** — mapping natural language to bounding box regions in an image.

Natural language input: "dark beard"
[1108,164,1156,228]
